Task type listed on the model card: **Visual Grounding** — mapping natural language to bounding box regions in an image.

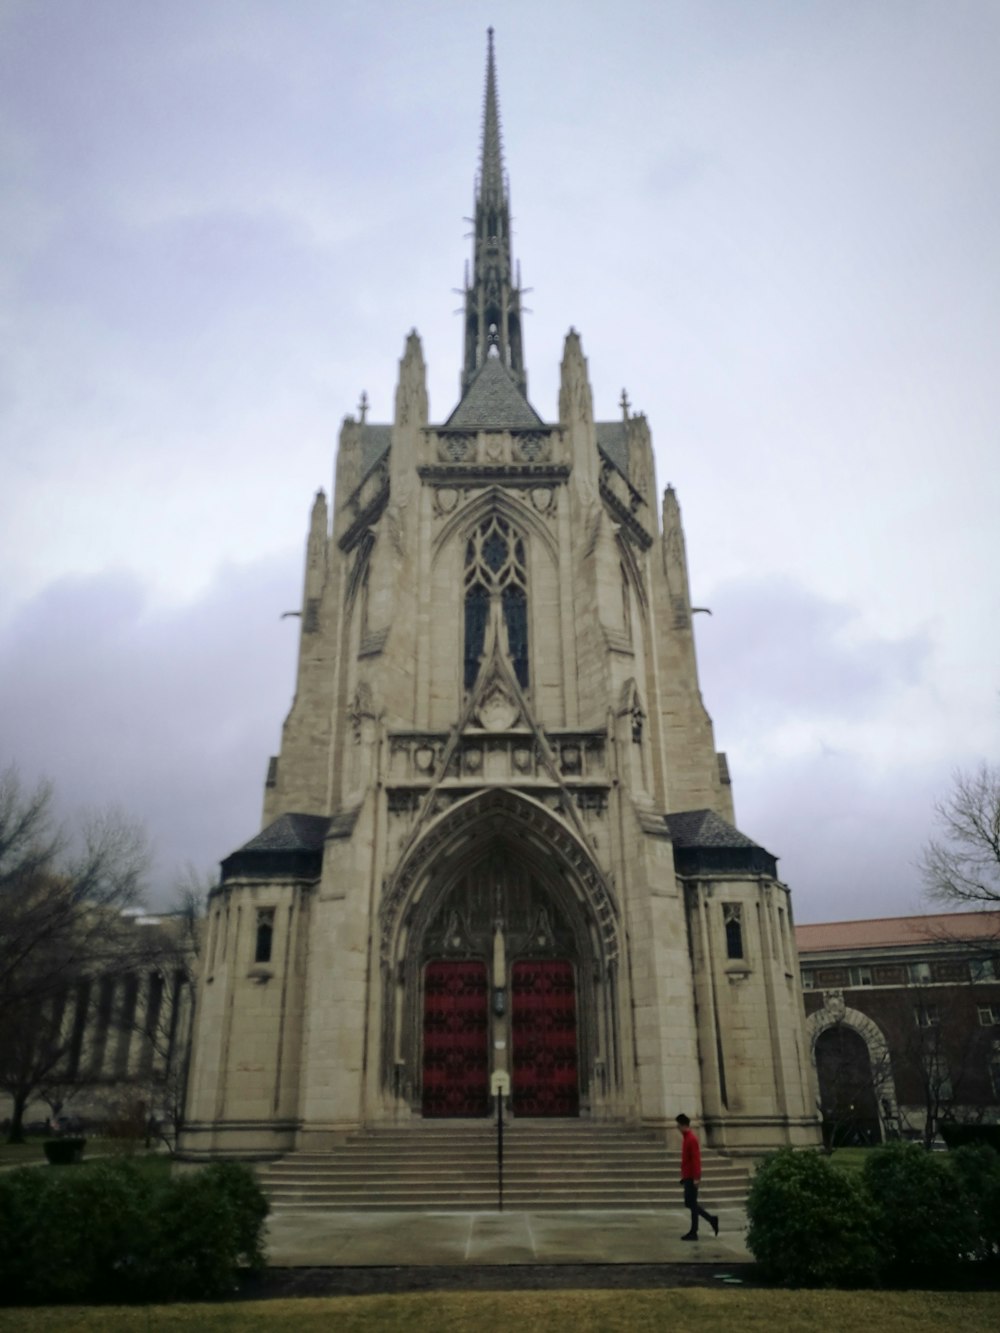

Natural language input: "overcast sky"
[2,1,998,924]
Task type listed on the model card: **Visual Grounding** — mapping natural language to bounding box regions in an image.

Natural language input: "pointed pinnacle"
[479,27,504,205]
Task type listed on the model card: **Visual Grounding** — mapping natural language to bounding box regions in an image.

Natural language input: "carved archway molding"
[379,787,620,969]
[430,483,559,566]
[805,994,899,1120]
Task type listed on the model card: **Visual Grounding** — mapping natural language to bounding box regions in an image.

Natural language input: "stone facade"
[0,910,195,1136]
[180,32,820,1160]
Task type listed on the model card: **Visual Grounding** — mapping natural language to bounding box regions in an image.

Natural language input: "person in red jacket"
[675,1113,719,1240]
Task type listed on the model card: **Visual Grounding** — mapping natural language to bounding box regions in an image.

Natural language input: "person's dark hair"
[675,1113,690,1126]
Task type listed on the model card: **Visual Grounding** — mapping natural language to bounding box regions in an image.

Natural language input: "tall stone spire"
[460,28,527,397]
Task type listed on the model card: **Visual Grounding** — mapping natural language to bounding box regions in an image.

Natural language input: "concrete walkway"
[266,1206,751,1267]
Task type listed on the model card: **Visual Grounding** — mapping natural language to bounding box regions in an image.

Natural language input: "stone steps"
[258,1124,751,1212]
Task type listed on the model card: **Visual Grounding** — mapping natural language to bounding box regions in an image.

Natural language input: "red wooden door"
[511,960,579,1117]
[422,960,490,1117]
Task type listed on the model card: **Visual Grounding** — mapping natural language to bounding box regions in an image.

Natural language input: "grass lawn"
[0,1139,170,1170]
[0,1290,997,1332]
[827,1147,872,1175]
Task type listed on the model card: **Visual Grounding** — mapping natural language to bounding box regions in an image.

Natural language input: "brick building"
[797,911,1000,1145]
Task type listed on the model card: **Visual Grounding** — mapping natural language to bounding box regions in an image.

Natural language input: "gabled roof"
[445,354,544,430]
[664,809,778,878]
[796,911,1000,955]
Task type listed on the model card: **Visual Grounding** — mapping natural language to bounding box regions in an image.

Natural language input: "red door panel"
[422,960,490,1118]
[511,959,579,1117]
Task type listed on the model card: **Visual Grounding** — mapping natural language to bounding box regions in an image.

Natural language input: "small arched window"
[464,514,528,688]
[724,904,744,960]
[255,908,275,965]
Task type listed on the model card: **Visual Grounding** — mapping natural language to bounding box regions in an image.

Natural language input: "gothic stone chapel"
[181,33,819,1161]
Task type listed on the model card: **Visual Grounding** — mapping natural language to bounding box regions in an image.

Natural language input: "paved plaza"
[266,1206,751,1267]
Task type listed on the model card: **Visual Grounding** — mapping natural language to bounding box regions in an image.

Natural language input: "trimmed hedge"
[939,1122,1000,1153]
[950,1143,1000,1261]
[863,1142,977,1279]
[746,1143,999,1287]
[746,1149,880,1287]
[42,1138,86,1165]
[0,1158,268,1305]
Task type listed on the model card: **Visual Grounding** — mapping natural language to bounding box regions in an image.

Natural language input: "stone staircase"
[256,1122,751,1211]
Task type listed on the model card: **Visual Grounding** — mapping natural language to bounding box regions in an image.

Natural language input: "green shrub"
[201,1161,269,1272]
[0,1157,270,1306]
[148,1171,244,1301]
[950,1143,1000,1261]
[746,1149,881,1287]
[939,1122,1000,1153]
[22,1158,157,1304]
[42,1137,86,1165]
[0,1168,51,1304]
[863,1142,978,1279]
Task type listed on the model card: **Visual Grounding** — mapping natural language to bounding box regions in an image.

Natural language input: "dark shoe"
[710,1215,720,1236]
[681,1232,698,1241]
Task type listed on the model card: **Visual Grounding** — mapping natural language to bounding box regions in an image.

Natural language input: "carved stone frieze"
[475,681,521,731]
[386,729,607,787]
[432,487,460,517]
[529,485,556,514]
[428,427,559,472]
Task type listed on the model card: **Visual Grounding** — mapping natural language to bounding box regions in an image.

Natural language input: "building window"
[463,514,528,687]
[620,563,632,638]
[907,961,932,985]
[970,957,997,983]
[913,1003,940,1028]
[724,904,744,961]
[255,909,275,965]
[848,966,873,987]
[776,905,790,969]
[801,969,814,990]
[931,1059,953,1103]
[989,1046,1000,1098]
[978,1004,1000,1027]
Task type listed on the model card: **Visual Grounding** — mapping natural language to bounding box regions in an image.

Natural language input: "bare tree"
[885,981,995,1149]
[0,765,149,1142]
[921,763,1000,911]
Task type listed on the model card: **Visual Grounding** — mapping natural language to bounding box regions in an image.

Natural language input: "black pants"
[682,1178,714,1234]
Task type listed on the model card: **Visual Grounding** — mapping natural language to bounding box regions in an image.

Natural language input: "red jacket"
[680,1128,701,1181]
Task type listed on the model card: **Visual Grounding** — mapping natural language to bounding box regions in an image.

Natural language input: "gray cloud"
[1,1,998,928]
[730,749,945,926]
[696,575,931,731]
[0,555,301,903]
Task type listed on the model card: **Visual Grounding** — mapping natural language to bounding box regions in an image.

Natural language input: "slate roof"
[221,812,331,881]
[359,424,391,473]
[796,911,1000,955]
[595,421,629,477]
[664,809,778,878]
[445,354,544,429]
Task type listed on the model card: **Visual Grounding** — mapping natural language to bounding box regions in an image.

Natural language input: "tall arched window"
[464,514,528,688]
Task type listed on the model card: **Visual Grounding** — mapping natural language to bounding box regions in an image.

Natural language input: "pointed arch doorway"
[418,861,580,1118]
[382,791,621,1121]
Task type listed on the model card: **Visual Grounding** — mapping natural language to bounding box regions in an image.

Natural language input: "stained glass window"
[464,514,529,688]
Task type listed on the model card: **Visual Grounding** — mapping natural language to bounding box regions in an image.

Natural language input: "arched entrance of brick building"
[814,1023,884,1148]
[379,790,622,1119]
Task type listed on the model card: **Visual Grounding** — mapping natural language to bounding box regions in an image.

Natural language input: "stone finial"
[395,330,428,427]
[559,328,593,426]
